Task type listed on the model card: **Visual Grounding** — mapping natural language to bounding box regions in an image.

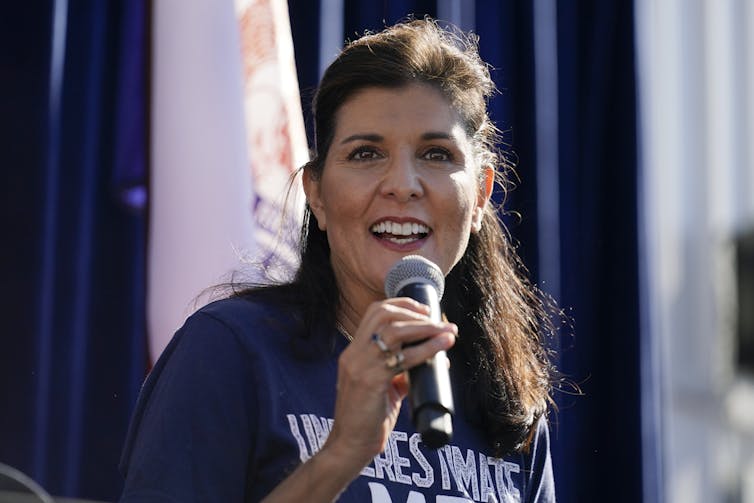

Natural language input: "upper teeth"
[371,221,429,236]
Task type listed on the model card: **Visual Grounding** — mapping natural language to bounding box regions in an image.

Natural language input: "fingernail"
[444,332,457,346]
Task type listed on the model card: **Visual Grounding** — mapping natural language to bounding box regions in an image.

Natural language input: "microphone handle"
[397,283,454,448]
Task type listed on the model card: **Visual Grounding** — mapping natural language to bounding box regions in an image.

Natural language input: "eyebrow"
[420,131,453,141]
[339,131,454,144]
[340,133,383,144]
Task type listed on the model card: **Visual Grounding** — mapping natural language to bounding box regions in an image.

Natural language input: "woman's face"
[304,83,492,318]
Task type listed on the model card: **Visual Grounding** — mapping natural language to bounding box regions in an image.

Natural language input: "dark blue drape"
[2,1,642,501]
[554,2,642,502]
[1,0,147,500]
[480,2,643,500]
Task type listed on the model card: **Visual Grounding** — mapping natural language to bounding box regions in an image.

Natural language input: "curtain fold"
[555,2,642,501]
[1,0,148,499]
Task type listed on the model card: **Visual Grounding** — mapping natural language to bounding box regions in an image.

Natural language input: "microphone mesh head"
[384,255,445,300]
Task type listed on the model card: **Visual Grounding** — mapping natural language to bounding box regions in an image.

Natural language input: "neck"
[330,261,387,340]
[335,300,360,341]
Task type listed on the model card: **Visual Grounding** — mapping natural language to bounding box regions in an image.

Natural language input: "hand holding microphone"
[384,255,454,448]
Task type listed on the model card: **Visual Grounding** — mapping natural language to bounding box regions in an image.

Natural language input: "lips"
[370,219,430,244]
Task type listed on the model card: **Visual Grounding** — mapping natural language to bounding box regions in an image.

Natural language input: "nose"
[380,151,424,201]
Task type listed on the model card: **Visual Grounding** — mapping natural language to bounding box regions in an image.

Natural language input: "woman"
[120,19,556,502]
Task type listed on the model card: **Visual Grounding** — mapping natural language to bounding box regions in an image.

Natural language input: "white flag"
[148,0,254,361]
[236,0,309,279]
[148,0,308,361]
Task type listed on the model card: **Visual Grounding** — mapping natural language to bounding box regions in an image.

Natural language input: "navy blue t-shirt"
[120,297,555,502]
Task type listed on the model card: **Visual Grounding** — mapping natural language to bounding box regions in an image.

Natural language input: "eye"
[347,145,382,161]
[422,147,452,162]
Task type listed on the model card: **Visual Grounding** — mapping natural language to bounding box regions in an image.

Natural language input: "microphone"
[384,255,454,448]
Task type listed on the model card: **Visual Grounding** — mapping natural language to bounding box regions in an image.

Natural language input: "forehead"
[332,83,465,137]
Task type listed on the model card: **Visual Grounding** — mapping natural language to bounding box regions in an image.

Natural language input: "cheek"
[455,175,486,233]
[447,181,478,228]
[319,188,362,238]
[321,198,351,226]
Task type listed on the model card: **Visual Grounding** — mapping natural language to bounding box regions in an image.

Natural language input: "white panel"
[319,0,344,77]
[533,0,560,304]
[636,0,754,500]
[149,0,254,360]
[436,0,475,31]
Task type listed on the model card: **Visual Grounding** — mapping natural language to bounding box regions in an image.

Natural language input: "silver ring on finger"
[385,350,405,374]
[371,333,390,353]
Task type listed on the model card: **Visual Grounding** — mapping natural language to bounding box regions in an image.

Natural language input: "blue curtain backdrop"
[1,1,642,501]
[0,0,148,499]
[553,2,642,501]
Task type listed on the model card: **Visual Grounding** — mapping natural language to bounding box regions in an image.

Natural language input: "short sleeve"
[119,311,257,502]
[523,416,556,503]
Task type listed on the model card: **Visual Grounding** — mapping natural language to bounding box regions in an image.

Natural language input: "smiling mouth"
[370,220,430,244]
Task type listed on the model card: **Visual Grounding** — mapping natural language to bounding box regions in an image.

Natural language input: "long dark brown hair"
[237,18,556,455]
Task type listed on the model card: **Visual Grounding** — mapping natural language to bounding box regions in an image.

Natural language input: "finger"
[375,321,457,350]
[360,299,432,328]
[387,332,455,372]
[380,297,432,315]
[384,350,407,373]
[370,333,391,353]
[348,300,434,344]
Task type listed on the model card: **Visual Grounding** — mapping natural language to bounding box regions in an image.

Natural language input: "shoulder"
[181,294,301,350]
[139,295,301,395]
[523,415,556,502]
[119,297,284,483]
[150,295,291,389]
[197,293,296,327]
